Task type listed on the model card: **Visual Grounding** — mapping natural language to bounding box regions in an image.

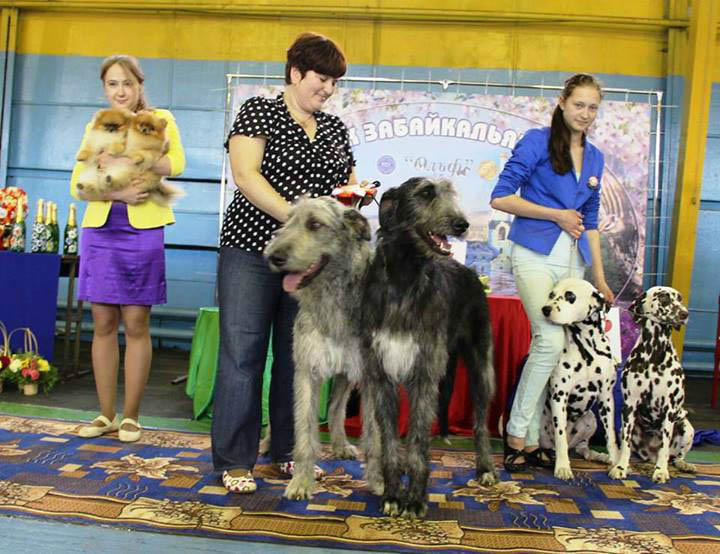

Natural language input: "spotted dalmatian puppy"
[609,286,696,484]
[539,278,619,480]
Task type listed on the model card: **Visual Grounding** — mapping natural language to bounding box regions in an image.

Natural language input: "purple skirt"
[77,202,167,305]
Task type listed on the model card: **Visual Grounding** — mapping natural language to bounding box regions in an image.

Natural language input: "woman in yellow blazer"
[71,55,185,442]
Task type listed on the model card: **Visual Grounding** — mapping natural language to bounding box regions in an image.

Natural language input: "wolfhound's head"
[263,196,371,294]
[541,278,611,326]
[378,177,469,256]
[629,286,688,330]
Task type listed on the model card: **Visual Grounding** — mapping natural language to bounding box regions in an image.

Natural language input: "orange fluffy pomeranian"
[106,110,184,206]
[75,108,133,195]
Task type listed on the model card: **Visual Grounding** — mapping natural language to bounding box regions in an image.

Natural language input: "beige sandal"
[277,461,325,480]
[78,414,119,438]
[222,470,257,493]
[118,417,142,443]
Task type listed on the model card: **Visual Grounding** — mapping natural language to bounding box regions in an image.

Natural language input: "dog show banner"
[224,84,651,305]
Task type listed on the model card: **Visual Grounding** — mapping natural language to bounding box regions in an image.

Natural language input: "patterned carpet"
[1,414,720,553]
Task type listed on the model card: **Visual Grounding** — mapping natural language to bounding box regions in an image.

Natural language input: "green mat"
[185,307,330,424]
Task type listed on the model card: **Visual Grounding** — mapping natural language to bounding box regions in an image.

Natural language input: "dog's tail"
[149,180,186,206]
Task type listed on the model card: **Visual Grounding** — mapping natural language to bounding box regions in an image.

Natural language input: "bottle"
[42,201,55,253]
[8,201,26,252]
[63,203,79,255]
[50,202,59,254]
[30,199,46,253]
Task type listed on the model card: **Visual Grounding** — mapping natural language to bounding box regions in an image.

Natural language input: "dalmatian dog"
[539,278,619,480]
[609,286,696,484]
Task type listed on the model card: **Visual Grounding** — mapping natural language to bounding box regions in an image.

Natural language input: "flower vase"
[22,382,38,396]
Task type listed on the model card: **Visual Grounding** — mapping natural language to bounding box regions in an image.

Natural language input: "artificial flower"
[587,176,599,189]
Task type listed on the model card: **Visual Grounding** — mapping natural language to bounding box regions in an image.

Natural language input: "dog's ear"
[343,209,371,241]
[378,187,400,230]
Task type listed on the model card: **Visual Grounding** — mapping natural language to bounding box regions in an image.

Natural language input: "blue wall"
[9,53,717,373]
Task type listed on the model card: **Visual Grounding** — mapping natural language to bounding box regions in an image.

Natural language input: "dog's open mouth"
[424,231,452,256]
[282,255,329,293]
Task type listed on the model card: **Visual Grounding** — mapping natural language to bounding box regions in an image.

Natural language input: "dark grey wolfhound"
[264,196,382,500]
[363,177,498,518]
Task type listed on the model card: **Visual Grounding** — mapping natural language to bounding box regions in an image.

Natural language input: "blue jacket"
[490,127,604,265]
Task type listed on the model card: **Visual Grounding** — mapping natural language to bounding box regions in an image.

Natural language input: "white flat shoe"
[118,417,142,443]
[78,414,119,438]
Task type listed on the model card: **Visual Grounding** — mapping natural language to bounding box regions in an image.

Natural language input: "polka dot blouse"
[221,93,356,251]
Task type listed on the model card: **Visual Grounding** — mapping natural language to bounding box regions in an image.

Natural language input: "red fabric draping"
[341,295,531,438]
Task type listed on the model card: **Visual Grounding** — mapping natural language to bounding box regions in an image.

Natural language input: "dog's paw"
[381,496,404,517]
[608,465,627,480]
[283,475,316,501]
[652,467,670,484]
[587,450,611,464]
[477,470,499,486]
[674,459,696,473]
[554,465,574,480]
[401,501,428,519]
[330,442,358,460]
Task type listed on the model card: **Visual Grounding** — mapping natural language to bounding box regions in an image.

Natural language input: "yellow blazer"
[70,108,186,229]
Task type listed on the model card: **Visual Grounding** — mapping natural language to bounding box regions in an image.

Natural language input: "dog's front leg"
[327,374,358,459]
[597,375,619,466]
[609,400,637,479]
[361,388,384,495]
[672,417,696,474]
[284,368,323,500]
[652,415,675,483]
[550,379,574,480]
[373,375,405,517]
[403,379,437,519]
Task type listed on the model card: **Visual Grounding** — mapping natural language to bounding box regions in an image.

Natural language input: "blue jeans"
[211,247,298,472]
[507,233,586,447]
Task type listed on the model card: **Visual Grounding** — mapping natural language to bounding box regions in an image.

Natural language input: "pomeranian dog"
[75,108,133,195]
[104,110,184,206]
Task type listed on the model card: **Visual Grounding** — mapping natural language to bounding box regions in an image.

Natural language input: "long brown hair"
[549,73,603,174]
[100,54,150,112]
[284,32,347,84]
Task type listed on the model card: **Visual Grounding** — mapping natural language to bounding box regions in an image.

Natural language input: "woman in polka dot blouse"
[211,32,359,494]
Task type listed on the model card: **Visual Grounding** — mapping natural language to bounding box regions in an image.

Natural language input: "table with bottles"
[1,196,80,372]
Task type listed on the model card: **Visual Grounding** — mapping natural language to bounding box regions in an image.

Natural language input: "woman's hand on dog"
[595,279,615,304]
[111,184,149,205]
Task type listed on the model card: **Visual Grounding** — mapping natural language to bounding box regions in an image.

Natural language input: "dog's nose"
[452,218,469,235]
[268,253,287,268]
[541,305,552,317]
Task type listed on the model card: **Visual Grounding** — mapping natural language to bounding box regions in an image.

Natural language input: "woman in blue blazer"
[491,73,615,472]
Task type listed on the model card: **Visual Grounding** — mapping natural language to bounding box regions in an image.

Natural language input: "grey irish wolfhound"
[264,196,382,500]
[362,177,498,518]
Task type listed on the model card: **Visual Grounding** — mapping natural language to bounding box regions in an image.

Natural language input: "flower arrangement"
[9,353,59,393]
[0,186,28,249]
[5,327,59,395]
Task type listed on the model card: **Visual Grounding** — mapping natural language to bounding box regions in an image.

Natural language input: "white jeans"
[506,233,586,446]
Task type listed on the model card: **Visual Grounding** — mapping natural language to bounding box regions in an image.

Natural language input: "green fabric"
[185,307,330,424]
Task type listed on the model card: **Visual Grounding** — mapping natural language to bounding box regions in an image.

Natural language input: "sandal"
[503,432,529,472]
[118,417,142,443]
[78,414,119,438]
[222,470,257,494]
[277,461,325,480]
[525,447,555,469]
